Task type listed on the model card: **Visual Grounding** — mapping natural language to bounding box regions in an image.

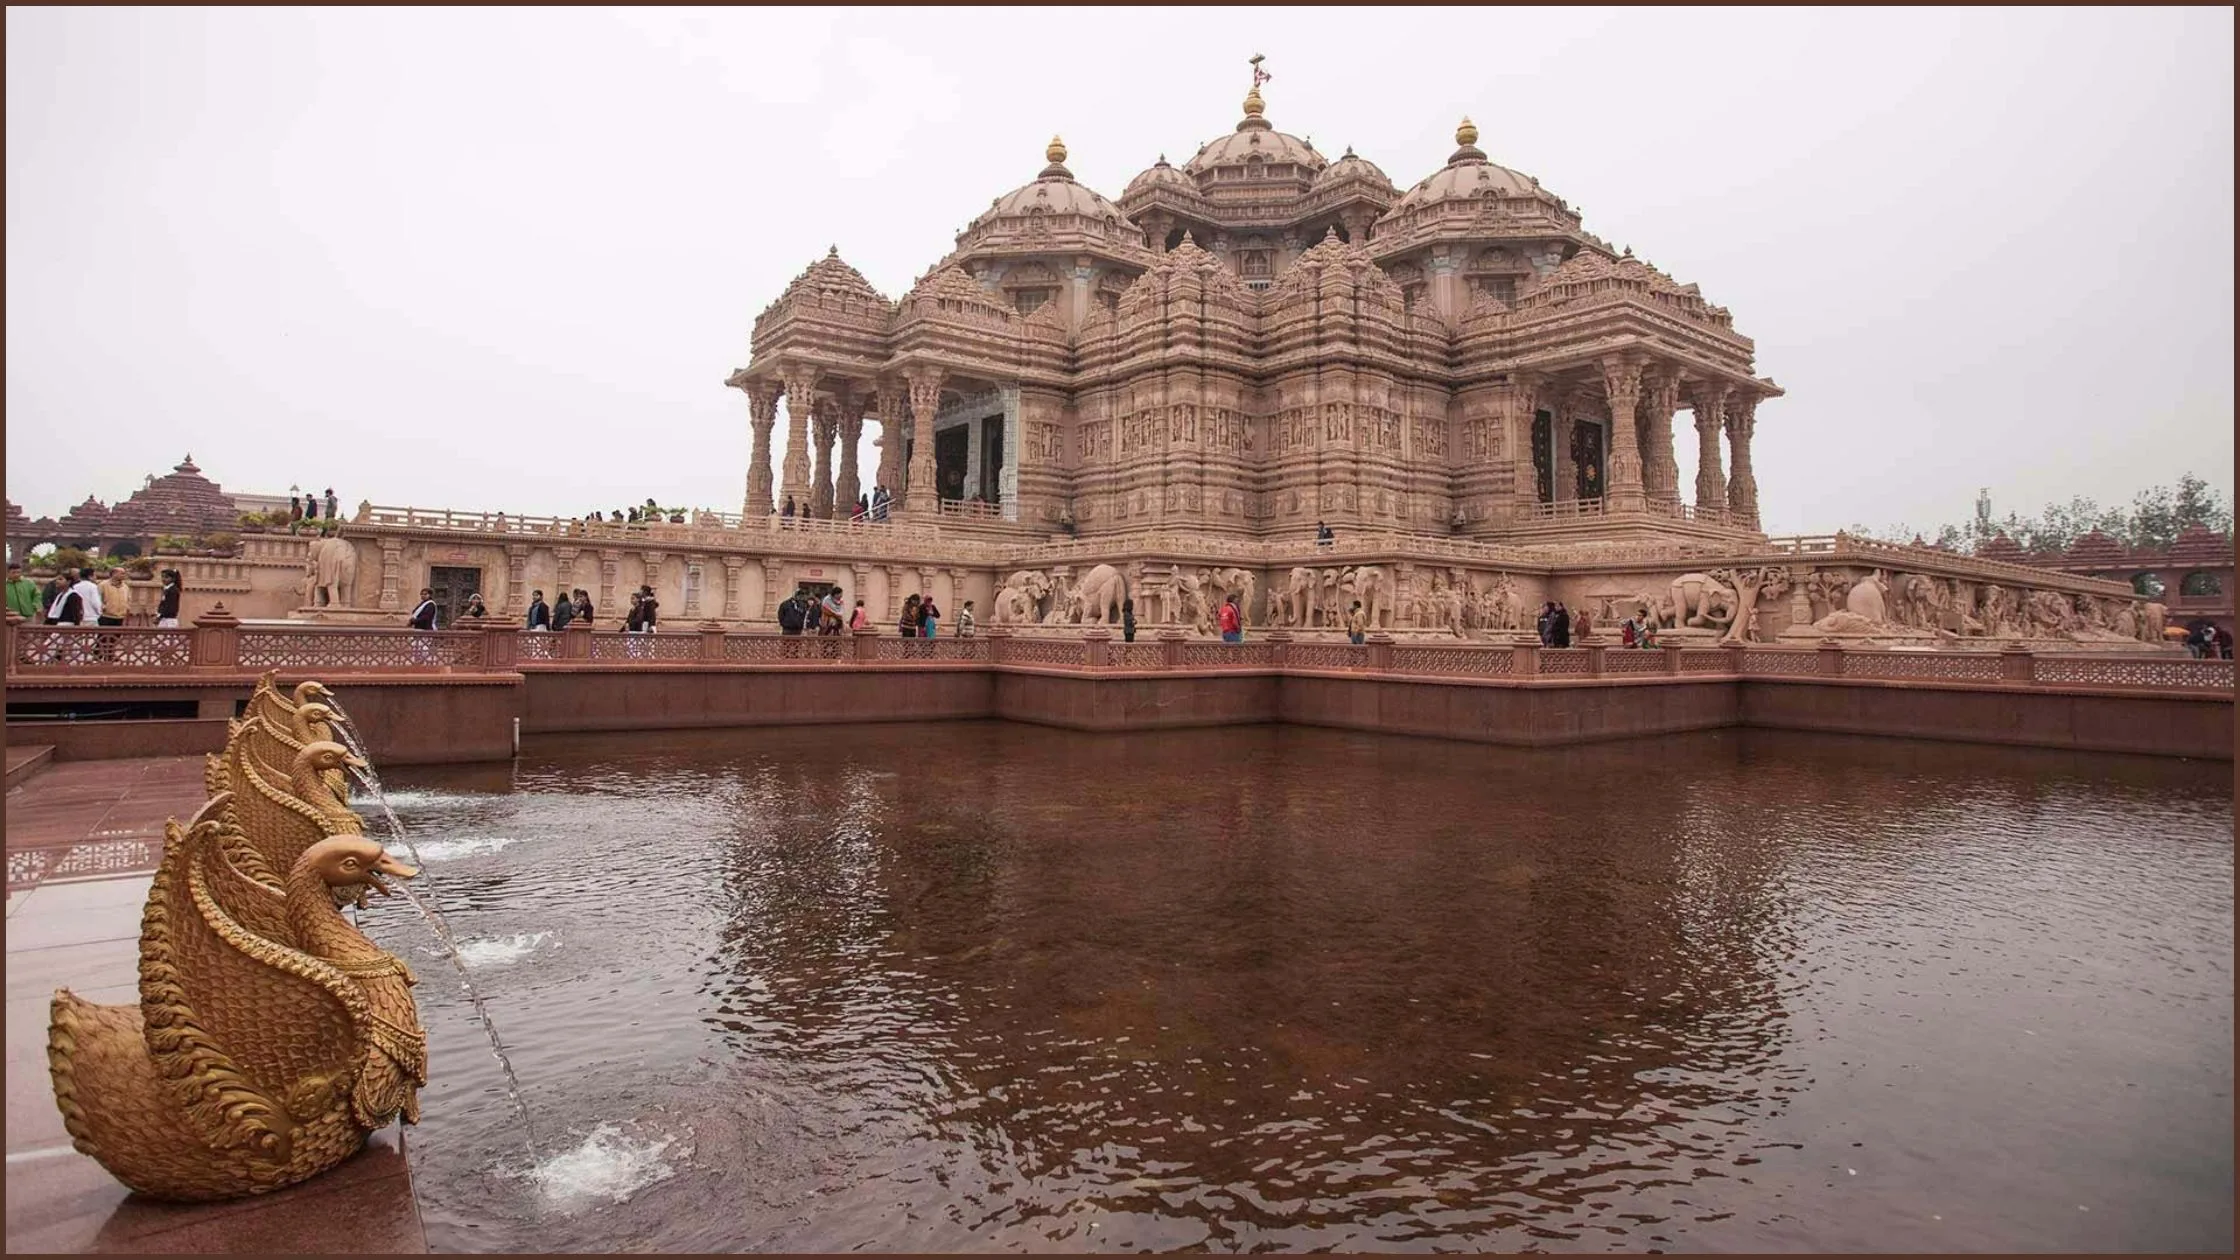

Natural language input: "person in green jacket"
[5,563,41,622]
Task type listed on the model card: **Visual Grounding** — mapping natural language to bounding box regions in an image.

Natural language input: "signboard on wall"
[803,567,824,578]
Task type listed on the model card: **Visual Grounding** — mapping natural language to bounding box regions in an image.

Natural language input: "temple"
[727,78,1778,547]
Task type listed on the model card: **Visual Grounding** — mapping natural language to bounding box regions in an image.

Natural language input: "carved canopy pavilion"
[730,73,1782,545]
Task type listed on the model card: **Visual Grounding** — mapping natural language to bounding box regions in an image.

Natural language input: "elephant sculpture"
[1845,571,1890,624]
[306,537,358,608]
[1273,567,1317,627]
[1208,568,1256,627]
[1668,572,1739,631]
[993,570,1049,625]
[1073,563,1129,626]
[1343,566,1391,630]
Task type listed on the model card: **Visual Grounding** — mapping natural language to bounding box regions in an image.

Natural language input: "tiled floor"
[4,756,427,1252]
[6,755,207,892]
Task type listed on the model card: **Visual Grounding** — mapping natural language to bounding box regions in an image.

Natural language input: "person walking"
[1219,592,1243,644]
[780,496,796,527]
[899,594,921,638]
[918,592,941,639]
[324,488,339,519]
[551,587,577,631]
[1346,600,1367,646]
[625,592,646,633]
[1536,602,1554,646]
[155,569,184,628]
[958,600,976,638]
[7,562,44,623]
[1551,601,1572,648]
[573,589,594,626]
[525,589,552,631]
[638,585,659,632]
[820,587,846,636]
[1121,597,1136,643]
[777,589,807,636]
[1316,520,1334,547]
[849,598,870,631]
[47,568,86,625]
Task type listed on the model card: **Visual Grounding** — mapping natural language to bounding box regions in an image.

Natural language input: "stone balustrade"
[6,613,2230,695]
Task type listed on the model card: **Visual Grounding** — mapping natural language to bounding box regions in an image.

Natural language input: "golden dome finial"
[1242,86,1264,119]
[1456,116,1479,148]
[1046,134,1068,165]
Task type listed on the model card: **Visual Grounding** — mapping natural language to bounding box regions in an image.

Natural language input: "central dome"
[1181,85,1327,181]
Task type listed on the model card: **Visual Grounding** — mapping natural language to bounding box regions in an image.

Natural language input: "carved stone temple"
[27,70,2168,649]
[727,86,1777,545]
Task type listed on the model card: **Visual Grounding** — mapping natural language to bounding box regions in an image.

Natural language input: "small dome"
[1387,115,1551,214]
[1124,153,1197,198]
[1183,86,1326,178]
[1313,145,1393,193]
[976,136,1132,224]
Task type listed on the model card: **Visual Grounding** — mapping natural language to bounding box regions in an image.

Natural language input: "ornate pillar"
[1691,383,1730,515]
[779,363,821,516]
[948,568,970,618]
[851,564,871,611]
[918,566,937,607]
[641,552,665,600]
[887,565,908,618]
[873,381,904,498]
[722,557,745,620]
[1599,355,1645,512]
[1639,367,1682,506]
[743,381,780,517]
[598,549,619,614]
[836,386,864,516]
[378,539,404,611]
[810,399,839,520]
[555,547,579,603]
[902,365,946,511]
[503,544,528,615]
[1726,394,1761,528]
[684,556,705,618]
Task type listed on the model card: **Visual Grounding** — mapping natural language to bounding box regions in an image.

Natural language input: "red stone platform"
[4,758,428,1252]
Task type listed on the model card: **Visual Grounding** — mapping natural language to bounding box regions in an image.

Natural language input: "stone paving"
[4,755,427,1252]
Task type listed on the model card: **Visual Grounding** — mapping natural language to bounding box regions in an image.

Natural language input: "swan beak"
[343,754,369,770]
[368,853,417,894]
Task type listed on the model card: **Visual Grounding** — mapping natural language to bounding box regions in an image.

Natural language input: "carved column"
[902,365,945,512]
[743,381,780,517]
[1726,394,1761,528]
[1691,383,1730,515]
[887,565,907,619]
[598,549,619,615]
[836,386,864,516]
[1639,368,1682,506]
[810,399,839,520]
[641,553,665,604]
[684,556,705,618]
[873,381,904,498]
[1599,355,1645,512]
[918,566,938,610]
[850,564,871,612]
[779,363,821,516]
[504,544,528,616]
[948,568,970,619]
[378,539,404,611]
[722,557,745,621]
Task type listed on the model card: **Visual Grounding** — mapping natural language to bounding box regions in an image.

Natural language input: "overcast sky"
[7,7,2232,535]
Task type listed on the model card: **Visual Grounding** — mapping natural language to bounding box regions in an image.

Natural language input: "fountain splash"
[520,1122,689,1207]
[327,714,542,1158]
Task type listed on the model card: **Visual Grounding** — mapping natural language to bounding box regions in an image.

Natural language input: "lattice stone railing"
[240,629,483,670]
[6,622,2231,697]
[10,628,193,670]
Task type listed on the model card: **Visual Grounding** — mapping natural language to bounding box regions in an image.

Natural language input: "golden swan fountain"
[47,673,429,1202]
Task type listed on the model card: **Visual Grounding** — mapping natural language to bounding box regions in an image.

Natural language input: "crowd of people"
[288,487,340,522]
[7,562,185,629]
[2184,621,2234,659]
[779,484,897,526]
[774,585,979,639]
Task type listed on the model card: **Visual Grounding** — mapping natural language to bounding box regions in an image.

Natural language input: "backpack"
[777,599,803,633]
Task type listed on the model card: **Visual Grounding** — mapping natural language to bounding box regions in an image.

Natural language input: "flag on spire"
[1250,53,1271,88]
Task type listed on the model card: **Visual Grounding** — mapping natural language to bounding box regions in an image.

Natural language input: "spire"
[1040,134,1072,180]
[1447,114,1487,167]
[1239,53,1271,130]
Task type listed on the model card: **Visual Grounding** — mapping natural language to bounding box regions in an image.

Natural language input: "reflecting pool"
[363,723,2233,1252]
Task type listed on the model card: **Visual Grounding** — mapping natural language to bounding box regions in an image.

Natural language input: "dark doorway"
[1531,410,1554,504]
[935,427,970,503]
[1570,421,1604,502]
[980,415,1004,503]
[428,565,484,629]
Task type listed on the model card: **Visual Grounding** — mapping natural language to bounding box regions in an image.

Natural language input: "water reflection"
[369,724,2232,1253]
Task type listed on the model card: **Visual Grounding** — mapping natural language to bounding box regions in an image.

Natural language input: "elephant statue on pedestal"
[1074,563,1129,626]
[307,537,358,608]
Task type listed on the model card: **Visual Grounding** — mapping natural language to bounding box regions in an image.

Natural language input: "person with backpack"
[777,589,807,636]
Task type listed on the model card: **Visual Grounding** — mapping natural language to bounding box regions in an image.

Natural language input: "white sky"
[6,7,2233,535]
